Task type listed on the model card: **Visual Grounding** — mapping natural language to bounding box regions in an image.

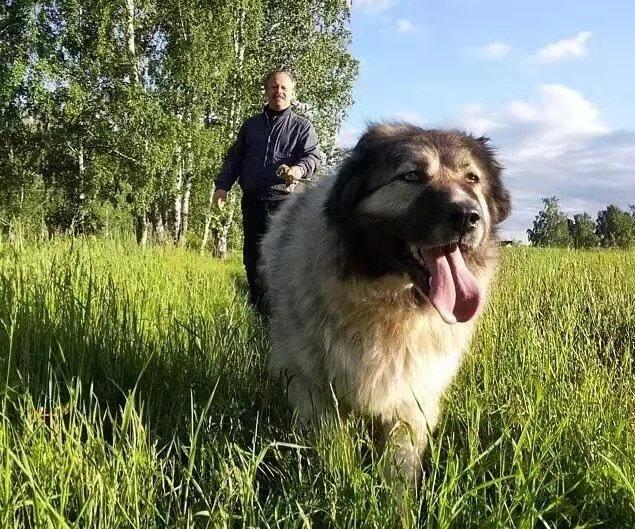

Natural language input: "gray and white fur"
[260,123,511,482]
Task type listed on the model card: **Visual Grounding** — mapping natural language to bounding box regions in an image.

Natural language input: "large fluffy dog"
[260,123,510,480]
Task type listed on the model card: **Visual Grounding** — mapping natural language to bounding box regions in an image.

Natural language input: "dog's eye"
[466,172,480,183]
[399,171,421,182]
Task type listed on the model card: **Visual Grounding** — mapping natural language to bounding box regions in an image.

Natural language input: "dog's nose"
[466,210,481,228]
[449,203,482,232]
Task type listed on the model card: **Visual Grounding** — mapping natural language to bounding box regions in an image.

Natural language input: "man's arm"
[294,122,321,179]
[214,123,246,193]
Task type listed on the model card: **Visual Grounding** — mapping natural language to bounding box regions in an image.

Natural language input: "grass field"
[0,239,633,528]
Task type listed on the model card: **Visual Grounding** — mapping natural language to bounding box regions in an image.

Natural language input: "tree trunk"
[178,178,192,246]
[152,201,168,244]
[127,0,151,247]
[40,213,49,241]
[207,5,246,259]
[77,139,85,233]
[124,0,140,84]
[200,189,215,253]
[177,127,194,246]
[135,213,150,246]
[208,2,246,257]
[214,192,237,259]
[173,156,183,242]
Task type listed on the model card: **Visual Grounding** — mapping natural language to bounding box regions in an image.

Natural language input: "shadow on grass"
[0,268,291,435]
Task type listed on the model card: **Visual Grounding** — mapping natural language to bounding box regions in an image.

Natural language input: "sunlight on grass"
[0,240,633,527]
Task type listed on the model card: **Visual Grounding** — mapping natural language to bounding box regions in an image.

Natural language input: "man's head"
[265,70,295,111]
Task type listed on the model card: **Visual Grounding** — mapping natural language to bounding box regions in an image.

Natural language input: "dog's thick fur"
[261,123,511,480]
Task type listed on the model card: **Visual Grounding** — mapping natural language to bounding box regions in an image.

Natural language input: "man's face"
[266,73,294,111]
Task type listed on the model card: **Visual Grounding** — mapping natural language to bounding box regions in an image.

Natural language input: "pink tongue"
[423,245,482,324]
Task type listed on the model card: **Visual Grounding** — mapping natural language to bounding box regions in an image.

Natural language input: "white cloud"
[457,103,502,136]
[458,84,608,158]
[392,112,426,125]
[337,114,426,148]
[476,41,512,60]
[396,18,415,33]
[533,31,592,64]
[454,85,634,241]
[353,0,396,13]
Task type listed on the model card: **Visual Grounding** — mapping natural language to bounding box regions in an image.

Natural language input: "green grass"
[0,239,633,528]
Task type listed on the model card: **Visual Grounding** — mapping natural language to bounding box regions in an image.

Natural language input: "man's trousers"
[241,194,283,314]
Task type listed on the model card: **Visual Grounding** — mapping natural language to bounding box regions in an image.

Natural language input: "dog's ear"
[491,180,511,223]
[324,151,366,224]
[469,135,511,224]
[324,126,382,225]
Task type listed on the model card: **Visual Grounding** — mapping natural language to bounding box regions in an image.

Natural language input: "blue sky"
[340,0,635,240]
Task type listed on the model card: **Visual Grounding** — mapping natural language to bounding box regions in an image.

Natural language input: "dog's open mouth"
[403,243,481,324]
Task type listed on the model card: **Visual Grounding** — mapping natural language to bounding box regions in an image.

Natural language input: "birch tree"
[202,0,263,257]
[0,0,358,248]
[259,0,358,162]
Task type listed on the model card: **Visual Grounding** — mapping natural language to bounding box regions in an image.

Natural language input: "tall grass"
[0,239,633,528]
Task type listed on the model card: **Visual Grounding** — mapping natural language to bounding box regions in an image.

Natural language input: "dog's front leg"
[381,403,440,487]
[286,374,329,425]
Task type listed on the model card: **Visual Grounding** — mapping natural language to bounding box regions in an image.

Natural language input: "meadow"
[0,239,633,528]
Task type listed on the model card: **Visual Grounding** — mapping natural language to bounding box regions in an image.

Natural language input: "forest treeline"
[0,0,358,254]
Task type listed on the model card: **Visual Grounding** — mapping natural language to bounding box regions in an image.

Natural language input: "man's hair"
[264,70,296,89]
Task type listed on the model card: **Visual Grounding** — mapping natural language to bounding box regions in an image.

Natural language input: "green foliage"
[259,0,359,162]
[596,205,635,248]
[0,0,358,246]
[528,199,634,249]
[0,241,634,527]
[568,213,599,249]
[527,197,573,247]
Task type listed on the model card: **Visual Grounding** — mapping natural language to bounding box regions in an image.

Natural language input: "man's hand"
[276,164,305,184]
[213,189,227,210]
[286,165,304,181]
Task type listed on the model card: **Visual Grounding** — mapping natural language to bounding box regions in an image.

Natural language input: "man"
[213,70,321,313]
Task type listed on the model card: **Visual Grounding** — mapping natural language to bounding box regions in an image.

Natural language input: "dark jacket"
[215,106,321,200]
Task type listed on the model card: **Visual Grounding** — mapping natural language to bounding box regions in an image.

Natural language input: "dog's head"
[325,123,511,324]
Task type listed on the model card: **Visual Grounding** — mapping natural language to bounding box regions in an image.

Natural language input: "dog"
[260,123,511,481]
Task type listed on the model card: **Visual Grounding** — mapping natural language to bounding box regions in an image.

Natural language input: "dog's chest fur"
[320,275,478,420]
